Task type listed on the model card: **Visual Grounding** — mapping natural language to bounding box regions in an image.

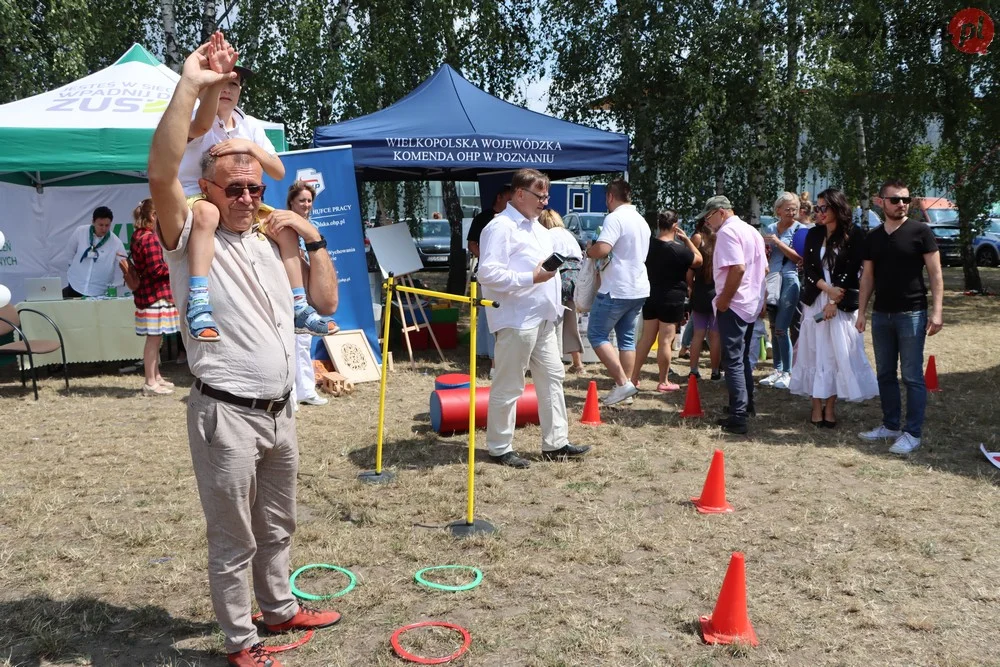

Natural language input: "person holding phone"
[789,188,877,428]
[478,169,591,469]
[630,210,701,392]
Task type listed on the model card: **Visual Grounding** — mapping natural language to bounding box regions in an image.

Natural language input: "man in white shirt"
[478,168,591,469]
[585,179,651,405]
[63,206,126,298]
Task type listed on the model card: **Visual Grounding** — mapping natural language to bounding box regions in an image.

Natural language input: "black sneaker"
[710,371,723,381]
[716,417,748,434]
[689,369,702,380]
[722,405,756,417]
[541,444,591,461]
[489,451,530,469]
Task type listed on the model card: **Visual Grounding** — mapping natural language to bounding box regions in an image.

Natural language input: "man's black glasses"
[522,189,550,203]
[885,196,912,205]
[209,181,266,199]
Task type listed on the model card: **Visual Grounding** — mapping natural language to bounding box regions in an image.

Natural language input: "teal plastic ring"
[414,565,483,592]
[289,564,357,601]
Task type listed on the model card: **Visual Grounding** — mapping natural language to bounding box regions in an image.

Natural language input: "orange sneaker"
[227,642,283,667]
[263,605,341,633]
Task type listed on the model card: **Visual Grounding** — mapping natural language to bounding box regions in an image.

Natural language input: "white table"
[15,298,144,367]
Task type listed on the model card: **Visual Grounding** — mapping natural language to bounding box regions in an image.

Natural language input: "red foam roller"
[430,384,539,434]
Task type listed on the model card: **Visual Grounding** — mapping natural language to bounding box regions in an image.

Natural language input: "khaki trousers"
[187,385,300,653]
[487,320,569,456]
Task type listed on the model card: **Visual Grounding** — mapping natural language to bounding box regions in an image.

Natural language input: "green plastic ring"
[414,565,483,592]
[289,564,357,601]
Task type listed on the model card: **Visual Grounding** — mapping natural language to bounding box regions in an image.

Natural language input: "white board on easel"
[365,223,423,278]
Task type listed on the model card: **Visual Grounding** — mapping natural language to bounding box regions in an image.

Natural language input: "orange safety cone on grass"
[581,380,602,425]
[691,449,734,513]
[925,355,941,392]
[700,552,759,646]
[680,375,705,418]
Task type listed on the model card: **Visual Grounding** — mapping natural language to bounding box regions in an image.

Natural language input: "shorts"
[587,292,645,351]
[690,310,718,333]
[641,300,685,325]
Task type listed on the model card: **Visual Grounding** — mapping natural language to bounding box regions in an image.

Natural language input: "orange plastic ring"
[250,612,315,652]
[390,620,471,664]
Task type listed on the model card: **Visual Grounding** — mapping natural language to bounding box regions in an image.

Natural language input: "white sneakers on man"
[888,432,921,455]
[602,381,638,406]
[299,395,329,406]
[858,425,903,441]
[760,371,781,386]
[772,372,791,390]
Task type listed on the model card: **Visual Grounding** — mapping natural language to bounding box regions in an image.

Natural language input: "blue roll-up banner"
[262,145,379,362]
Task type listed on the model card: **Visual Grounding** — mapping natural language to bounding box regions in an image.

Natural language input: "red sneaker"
[227,642,284,667]
[263,605,342,633]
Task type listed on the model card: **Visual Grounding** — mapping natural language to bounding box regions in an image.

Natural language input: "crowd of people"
[474,172,944,459]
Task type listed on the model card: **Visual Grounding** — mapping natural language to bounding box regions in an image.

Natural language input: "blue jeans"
[771,274,800,372]
[872,310,927,437]
[717,308,755,423]
[587,293,644,351]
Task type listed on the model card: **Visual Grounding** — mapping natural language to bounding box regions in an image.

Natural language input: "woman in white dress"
[790,188,878,427]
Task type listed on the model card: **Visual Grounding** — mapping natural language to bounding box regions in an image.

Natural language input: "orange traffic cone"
[691,449,734,514]
[925,355,941,392]
[699,552,759,647]
[581,380,602,425]
[680,375,705,418]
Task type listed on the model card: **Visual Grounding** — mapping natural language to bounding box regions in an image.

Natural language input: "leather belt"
[194,379,290,414]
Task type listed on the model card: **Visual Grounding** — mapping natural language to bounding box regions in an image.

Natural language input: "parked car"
[564,212,606,249]
[872,196,959,226]
[412,219,454,269]
[974,218,1000,267]
[927,224,963,266]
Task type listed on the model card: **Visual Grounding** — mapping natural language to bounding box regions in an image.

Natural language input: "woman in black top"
[789,188,878,427]
[687,221,721,380]
[630,210,702,392]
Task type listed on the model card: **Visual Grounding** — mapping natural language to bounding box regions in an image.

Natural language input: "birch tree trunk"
[160,0,181,71]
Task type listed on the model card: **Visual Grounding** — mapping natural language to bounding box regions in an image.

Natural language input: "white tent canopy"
[0,44,286,304]
[0,43,285,185]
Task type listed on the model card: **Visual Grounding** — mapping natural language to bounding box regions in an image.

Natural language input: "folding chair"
[0,304,69,400]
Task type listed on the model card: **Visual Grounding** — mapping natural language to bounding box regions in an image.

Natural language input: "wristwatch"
[304,238,327,252]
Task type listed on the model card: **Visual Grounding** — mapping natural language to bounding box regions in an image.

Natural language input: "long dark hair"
[695,219,715,280]
[816,187,853,271]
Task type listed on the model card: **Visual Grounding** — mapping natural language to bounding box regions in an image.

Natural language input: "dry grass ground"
[1,268,999,667]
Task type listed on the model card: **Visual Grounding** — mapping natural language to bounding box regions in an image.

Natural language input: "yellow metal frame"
[373,274,497,526]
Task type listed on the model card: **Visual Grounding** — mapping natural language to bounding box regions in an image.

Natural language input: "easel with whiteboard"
[365,223,445,368]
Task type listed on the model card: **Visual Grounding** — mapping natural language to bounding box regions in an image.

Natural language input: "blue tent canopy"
[313,65,629,181]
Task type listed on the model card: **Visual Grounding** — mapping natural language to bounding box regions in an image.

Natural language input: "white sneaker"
[888,432,921,455]
[772,372,791,390]
[858,425,903,441]
[489,367,497,380]
[760,371,780,386]
[299,395,329,406]
[602,381,638,406]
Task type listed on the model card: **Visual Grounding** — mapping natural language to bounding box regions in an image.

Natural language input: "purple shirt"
[712,215,767,322]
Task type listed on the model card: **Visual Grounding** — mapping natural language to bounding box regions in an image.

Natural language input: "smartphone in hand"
[542,252,567,271]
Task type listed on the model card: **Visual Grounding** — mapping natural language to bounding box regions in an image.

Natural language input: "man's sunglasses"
[208,181,266,199]
[885,196,912,205]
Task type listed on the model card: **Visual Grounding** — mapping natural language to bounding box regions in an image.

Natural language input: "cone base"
[691,497,734,514]
[680,409,705,418]
[581,418,602,425]
[357,470,396,484]
[448,518,498,538]
[699,614,759,646]
[928,387,941,393]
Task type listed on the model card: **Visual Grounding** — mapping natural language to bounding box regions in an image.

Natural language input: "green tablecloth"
[15,298,144,367]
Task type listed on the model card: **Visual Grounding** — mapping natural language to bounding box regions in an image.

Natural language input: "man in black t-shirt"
[856,179,944,455]
[467,186,512,259]
[468,185,512,371]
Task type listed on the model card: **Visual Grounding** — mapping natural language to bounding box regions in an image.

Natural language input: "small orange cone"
[680,375,705,418]
[581,380,602,425]
[691,449,734,514]
[925,355,941,392]
[700,552,759,646]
